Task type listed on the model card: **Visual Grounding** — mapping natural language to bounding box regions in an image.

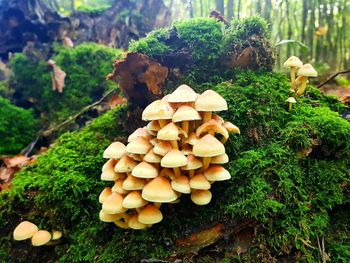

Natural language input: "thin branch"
[317,69,350,88]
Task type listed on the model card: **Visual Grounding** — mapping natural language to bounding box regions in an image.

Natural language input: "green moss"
[228,15,269,41]
[0,96,38,155]
[10,43,123,123]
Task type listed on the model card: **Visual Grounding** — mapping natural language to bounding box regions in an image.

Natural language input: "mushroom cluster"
[99,85,240,230]
[13,221,62,246]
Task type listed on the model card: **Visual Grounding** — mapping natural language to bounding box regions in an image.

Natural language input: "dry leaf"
[48,59,67,93]
[108,95,127,109]
[2,155,31,168]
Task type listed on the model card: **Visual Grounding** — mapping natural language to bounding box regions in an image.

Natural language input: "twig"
[317,69,350,89]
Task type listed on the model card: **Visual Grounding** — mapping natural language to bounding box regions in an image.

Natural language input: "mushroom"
[204,165,231,181]
[221,121,240,144]
[126,137,153,159]
[196,119,228,139]
[114,155,138,173]
[161,149,188,178]
[99,187,112,203]
[283,56,303,91]
[13,221,38,241]
[142,99,175,128]
[157,122,184,149]
[144,149,162,164]
[122,191,148,209]
[51,230,62,240]
[99,210,123,222]
[142,176,178,203]
[193,134,225,172]
[101,159,123,181]
[296,63,318,96]
[194,90,228,123]
[189,174,211,190]
[129,213,148,230]
[103,142,126,159]
[138,204,163,225]
[153,141,172,156]
[168,84,198,109]
[132,162,159,179]
[128,127,153,142]
[113,214,131,229]
[102,192,126,214]
[172,105,201,135]
[31,230,52,246]
[171,176,191,194]
[211,153,229,164]
[122,174,147,191]
[286,97,297,111]
[112,179,129,194]
[181,154,203,178]
[191,190,212,205]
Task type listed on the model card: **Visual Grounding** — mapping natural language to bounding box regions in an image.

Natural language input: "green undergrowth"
[9,43,122,124]
[1,69,349,262]
[0,97,38,155]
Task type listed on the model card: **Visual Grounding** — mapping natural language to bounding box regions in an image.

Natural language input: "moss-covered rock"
[0,96,38,155]
[10,43,123,123]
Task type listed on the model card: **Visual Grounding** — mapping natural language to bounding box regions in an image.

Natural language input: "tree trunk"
[227,0,234,20]
[216,0,224,14]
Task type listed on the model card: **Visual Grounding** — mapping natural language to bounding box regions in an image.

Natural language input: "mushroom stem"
[182,121,189,135]
[170,140,178,149]
[114,220,129,229]
[189,170,195,178]
[201,157,211,172]
[221,137,228,144]
[173,167,181,178]
[288,102,293,111]
[296,78,308,96]
[158,119,168,128]
[202,112,212,123]
[45,240,62,246]
[290,66,296,91]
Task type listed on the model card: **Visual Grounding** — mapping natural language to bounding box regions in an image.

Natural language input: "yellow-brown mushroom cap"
[102,192,126,214]
[204,165,231,181]
[223,121,240,134]
[211,153,229,164]
[283,56,303,68]
[168,84,198,103]
[144,149,162,163]
[153,141,172,156]
[142,100,175,121]
[138,204,163,225]
[142,176,179,202]
[99,187,112,203]
[112,179,129,195]
[172,106,201,122]
[51,231,62,240]
[157,122,186,141]
[181,154,202,170]
[114,155,138,173]
[161,149,188,168]
[190,174,211,190]
[126,137,152,155]
[193,134,225,157]
[147,120,161,132]
[184,132,200,146]
[129,214,148,230]
[31,230,51,246]
[196,119,229,139]
[194,90,227,112]
[132,162,159,178]
[99,210,123,222]
[122,191,148,209]
[122,175,147,191]
[128,128,153,142]
[13,221,38,241]
[191,190,212,205]
[297,63,318,77]
[103,142,126,159]
[101,160,123,181]
[171,175,191,194]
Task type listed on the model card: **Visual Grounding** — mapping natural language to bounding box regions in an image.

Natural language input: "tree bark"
[216,0,224,15]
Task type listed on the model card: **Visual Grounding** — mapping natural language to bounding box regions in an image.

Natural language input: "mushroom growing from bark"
[283,56,303,91]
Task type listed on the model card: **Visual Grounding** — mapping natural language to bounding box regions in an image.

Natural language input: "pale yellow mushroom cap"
[193,134,225,157]
[168,84,198,103]
[128,128,152,142]
[172,106,201,122]
[283,56,303,68]
[157,122,181,141]
[122,175,147,191]
[196,119,229,139]
[297,63,318,77]
[153,141,172,156]
[51,231,62,240]
[190,174,211,190]
[102,192,126,214]
[144,149,162,163]
[194,90,227,112]
[129,214,147,230]
[204,165,231,181]
[171,175,191,194]
[99,210,123,222]
[13,221,38,241]
[31,230,51,246]
[184,132,200,146]
[223,121,240,134]
[181,154,203,170]
[286,97,296,103]
[112,179,129,195]
[99,187,112,203]
[122,191,148,209]
[126,137,152,155]
[142,100,175,121]
[102,159,117,172]
[114,155,138,173]
[211,153,229,164]
[161,149,188,168]
[132,162,159,178]
[138,204,163,225]
[142,176,179,203]
[191,190,212,205]
[103,142,126,159]
[101,160,123,181]
[146,120,160,132]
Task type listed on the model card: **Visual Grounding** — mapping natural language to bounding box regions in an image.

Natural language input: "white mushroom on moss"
[286,97,297,111]
[296,63,318,96]
[283,56,303,91]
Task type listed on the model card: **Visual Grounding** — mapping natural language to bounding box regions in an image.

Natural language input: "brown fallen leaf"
[108,95,127,109]
[1,154,31,168]
[48,59,67,93]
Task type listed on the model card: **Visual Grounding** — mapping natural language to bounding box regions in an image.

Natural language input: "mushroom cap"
[101,160,124,181]
[112,179,129,195]
[103,142,126,159]
[297,63,318,77]
[171,175,191,194]
[102,192,126,214]
[114,219,130,229]
[13,221,38,241]
[184,132,200,146]
[51,231,62,240]
[190,174,211,190]
[149,138,160,146]
[191,190,212,205]
[147,120,161,132]
[204,165,231,181]
[31,230,51,246]
[126,137,152,155]
[161,149,188,168]
[114,155,138,173]
[196,119,228,139]
[129,214,148,230]
[223,121,240,134]
[99,210,123,222]
[168,84,198,103]
[172,106,201,122]
[122,175,147,191]
[157,122,181,141]
[194,90,227,112]
[193,134,225,157]
[132,162,159,178]
[283,56,303,68]
[181,154,203,170]
[142,100,175,121]
[122,191,148,209]
[128,128,152,142]
[144,149,162,163]
[138,204,163,225]
[286,97,297,103]
[99,187,112,203]
[129,153,143,162]
[212,114,224,124]
[153,141,172,156]
[102,159,117,172]
[211,153,229,164]
[142,176,179,202]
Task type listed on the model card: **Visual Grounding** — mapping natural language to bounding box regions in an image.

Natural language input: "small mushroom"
[138,204,163,225]
[157,122,184,149]
[296,63,318,96]
[172,105,201,135]
[142,176,179,203]
[204,165,231,181]
[161,149,188,178]
[99,210,123,222]
[13,221,38,241]
[51,230,62,240]
[211,153,229,164]
[286,97,297,111]
[114,155,138,173]
[191,190,212,205]
[132,162,159,179]
[103,142,126,159]
[122,191,148,209]
[31,230,51,246]
[102,192,126,214]
[142,99,175,128]
[122,174,147,191]
[171,176,191,194]
[101,159,123,181]
[195,90,228,123]
[189,174,211,190]
[126,137,153,159]
[181,154,203,178]
[196,119,228,139]
[99,187,112,203]
[283,56,303,91]
[128,128,153,142]
[129,213,148,230]
[112,179,129,194]
[221,121,240,144]
[153,141,172,156]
